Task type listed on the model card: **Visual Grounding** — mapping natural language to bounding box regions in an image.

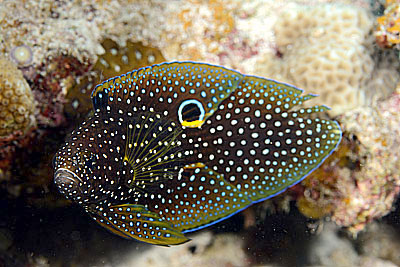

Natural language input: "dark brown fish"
[53,61,341,246]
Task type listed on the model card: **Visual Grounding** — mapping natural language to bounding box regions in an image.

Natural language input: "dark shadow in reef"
[384,198,400,230]
[0,193,154,266]
[241,202,313,267]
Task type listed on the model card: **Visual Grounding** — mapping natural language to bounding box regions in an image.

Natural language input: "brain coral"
[0,57,36,137]
[255,4,375,115]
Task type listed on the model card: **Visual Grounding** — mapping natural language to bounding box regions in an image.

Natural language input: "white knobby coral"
[255,4,377,115]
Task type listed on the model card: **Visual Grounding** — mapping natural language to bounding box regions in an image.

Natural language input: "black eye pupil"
[181,103,201,122]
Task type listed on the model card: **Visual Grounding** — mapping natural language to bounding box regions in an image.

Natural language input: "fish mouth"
[54,168,83,193]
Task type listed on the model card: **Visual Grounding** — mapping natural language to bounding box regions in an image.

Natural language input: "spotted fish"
[53,61,342,246]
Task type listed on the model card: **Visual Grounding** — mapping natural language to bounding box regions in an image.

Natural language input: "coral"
[32,55,91,128]
[162,1,373,72]
[0,0,169,69]
[366,51,400,103]
[308,223,360,266]
[273,5,373,54]
[254,4,376,115]
[0,57,36,137]
[10,45,33,67]
[332,89,400,234]
[296,133,361,220]
[375,1,400,49]
[163,0,238,63]
[160,0,270,71]
[308,222,400,267]
[297,86,400,235]
[0,0,260,76]
[125,231,250,267]
[358,222,400,266]
[0,0,104,68]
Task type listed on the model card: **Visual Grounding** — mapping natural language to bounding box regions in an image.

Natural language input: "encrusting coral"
[0,57,36,137]
[0,56,37,185]
[297,85,400,235]
[254,4,376,115]
[375,0,400,49]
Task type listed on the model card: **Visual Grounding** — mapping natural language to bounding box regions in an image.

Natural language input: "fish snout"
[54,168,83,196]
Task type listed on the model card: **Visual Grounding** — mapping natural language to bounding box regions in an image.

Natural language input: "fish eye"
[177,99,205,126]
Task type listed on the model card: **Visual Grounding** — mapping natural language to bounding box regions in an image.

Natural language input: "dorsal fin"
[91,61,244,127]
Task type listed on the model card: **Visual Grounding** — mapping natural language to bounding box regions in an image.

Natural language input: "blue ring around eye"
[177,99,205,125]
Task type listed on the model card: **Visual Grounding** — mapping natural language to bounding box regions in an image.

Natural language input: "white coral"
[255,4,378,115]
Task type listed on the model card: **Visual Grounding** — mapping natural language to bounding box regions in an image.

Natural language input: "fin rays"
[123,113,183,188]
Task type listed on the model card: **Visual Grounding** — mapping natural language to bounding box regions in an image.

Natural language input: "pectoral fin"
[90,204,189,246]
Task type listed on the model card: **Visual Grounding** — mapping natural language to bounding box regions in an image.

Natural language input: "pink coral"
[333,88,400,234]
[297,87,400,235]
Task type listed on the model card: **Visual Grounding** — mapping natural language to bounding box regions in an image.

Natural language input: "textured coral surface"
[0,57,36,137]
[294,85,400,236]
[254,4,380,115]
[376,0,400,49]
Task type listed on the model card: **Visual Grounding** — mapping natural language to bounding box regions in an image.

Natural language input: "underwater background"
[0,0,400,266]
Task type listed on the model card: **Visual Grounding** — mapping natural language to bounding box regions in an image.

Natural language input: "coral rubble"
[297,86,400,235]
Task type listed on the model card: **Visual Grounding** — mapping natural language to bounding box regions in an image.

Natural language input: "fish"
[65,39,165,121]
[53,61,342,246]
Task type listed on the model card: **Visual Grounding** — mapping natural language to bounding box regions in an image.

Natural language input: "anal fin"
[90,204,189,246]
[143,164,252,233]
